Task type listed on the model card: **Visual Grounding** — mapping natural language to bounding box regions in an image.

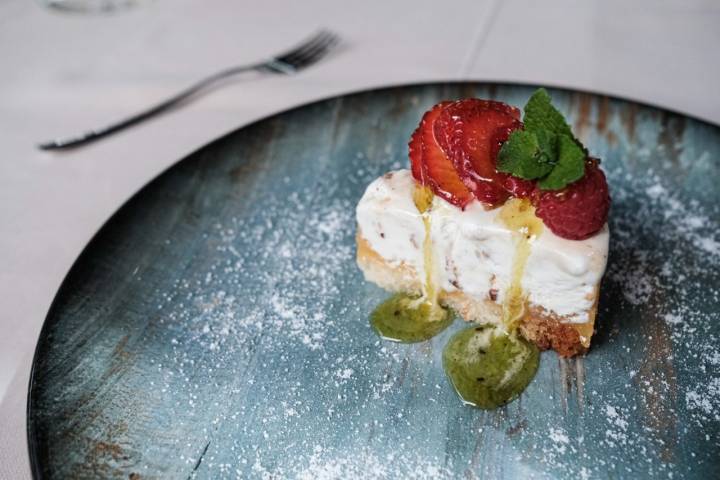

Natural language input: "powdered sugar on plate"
[137,92,720,479]
[149,159,720,479]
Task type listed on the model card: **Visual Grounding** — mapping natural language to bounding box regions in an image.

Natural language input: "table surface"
[1,0,719,478]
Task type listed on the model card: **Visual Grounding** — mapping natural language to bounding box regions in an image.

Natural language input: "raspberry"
[535,159,610,240]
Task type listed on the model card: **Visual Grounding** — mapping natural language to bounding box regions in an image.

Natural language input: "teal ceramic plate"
[28,84,720,479]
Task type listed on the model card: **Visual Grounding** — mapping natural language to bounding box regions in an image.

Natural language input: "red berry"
[408,126,424,183]
[535,160,610,240]
[433,99,522,206]
[409,102,474,207]
[503,176,536,198]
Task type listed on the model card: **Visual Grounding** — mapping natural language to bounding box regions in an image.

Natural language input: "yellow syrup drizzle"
[412,184,444,320]
[368,184,452,344]
[498,198,544,332]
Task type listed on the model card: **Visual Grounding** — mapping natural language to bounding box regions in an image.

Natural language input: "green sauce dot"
[370,293,453,343]
[443,325,539,409]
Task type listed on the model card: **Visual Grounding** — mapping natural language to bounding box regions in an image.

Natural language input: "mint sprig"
[497,89,586,191]
[538,135,585,190]
[523,88,575,139]
[497,130,554,179]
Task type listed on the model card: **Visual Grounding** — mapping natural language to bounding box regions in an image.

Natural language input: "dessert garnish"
[357,88,611,408]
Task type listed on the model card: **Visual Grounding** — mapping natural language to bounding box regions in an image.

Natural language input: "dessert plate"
[28,83,720,479]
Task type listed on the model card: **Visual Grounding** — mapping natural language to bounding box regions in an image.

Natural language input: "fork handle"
[38,64,263,151]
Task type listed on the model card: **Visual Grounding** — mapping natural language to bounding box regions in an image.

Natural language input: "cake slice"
[356,90,610,358]
[357,169,608,357]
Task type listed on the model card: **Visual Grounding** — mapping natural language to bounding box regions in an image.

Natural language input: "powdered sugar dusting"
[686,378,720,421]
[161,163,720,479]
[293,448,453,480]
[548,427,570,453]
[609,169,720,307]
[606,165,720,423]
[134,90,720,479]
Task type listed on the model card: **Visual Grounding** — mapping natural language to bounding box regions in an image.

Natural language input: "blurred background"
[1,0,719,477]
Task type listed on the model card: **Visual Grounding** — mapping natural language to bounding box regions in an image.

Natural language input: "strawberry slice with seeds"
[408,126,425,184]
[420,102,474,207]
[434,99,522,206]
[503,175,536,199]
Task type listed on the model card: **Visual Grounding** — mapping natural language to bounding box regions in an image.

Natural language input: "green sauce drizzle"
[370,293,453,343]
[367,186,541,409]
[442,325,539,409]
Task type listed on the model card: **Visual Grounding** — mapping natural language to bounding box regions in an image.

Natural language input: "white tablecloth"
[1,0,718,477]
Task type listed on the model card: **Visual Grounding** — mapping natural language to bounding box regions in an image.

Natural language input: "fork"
[38,30,340,151]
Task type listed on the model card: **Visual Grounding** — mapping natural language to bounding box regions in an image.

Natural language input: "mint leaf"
[497,130,555,179]
[534,129,559,165]
[524,88,575,139]
[495,88,589,190]
[538,135,585,190]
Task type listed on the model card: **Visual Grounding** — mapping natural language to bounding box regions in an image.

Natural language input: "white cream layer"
[356,169,609,323]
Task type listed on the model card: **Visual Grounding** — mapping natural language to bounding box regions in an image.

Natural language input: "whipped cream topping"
[356,170,609,323]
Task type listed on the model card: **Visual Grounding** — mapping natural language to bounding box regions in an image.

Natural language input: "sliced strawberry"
[421,102,474,207]
[434,99,522,207]
[408,102,474,207]
[503,175,536,198]
[408,126,424,183]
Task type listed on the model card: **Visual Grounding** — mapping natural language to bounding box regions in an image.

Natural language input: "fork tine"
[275,35,328,67]
[287,37,338,71]
[289,32,339,69]
[261,30,335,74]
[273,30,332,64]
[276,30,339,70]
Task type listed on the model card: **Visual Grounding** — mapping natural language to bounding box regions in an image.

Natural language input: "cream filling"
[356,169,609,324]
